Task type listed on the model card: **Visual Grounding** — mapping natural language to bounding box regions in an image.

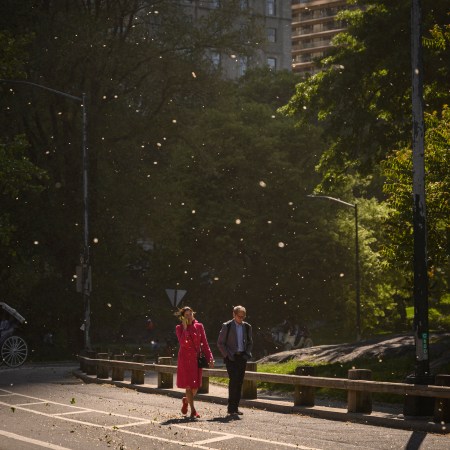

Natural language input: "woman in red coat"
[175,306,214,418]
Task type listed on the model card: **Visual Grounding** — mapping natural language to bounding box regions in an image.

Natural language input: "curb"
[73,370,449,434]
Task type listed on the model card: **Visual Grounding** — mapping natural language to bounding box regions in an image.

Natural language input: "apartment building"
[184,1,292,78]
[292,0,349,74]
[246,0,292,75]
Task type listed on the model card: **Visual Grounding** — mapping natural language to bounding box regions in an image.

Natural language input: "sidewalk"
[73,370,449,434]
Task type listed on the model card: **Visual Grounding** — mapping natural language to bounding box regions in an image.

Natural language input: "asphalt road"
[0,364,449,449]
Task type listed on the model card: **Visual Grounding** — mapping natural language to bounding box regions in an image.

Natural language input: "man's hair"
[233,305,246,314]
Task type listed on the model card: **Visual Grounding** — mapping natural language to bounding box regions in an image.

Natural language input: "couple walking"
[175,305,252,418]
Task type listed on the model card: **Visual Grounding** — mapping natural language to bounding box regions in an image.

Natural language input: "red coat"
[175,320,213,389]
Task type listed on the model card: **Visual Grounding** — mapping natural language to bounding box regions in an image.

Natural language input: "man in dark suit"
[217,305,253,416]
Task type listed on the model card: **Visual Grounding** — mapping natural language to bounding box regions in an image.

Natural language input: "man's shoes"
[190,409,200,419]
[181,397,188,415]
[235,410,244,415]
[227,410,243,416]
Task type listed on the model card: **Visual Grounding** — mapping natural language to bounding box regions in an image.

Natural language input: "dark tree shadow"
[160,417,195,425]
[161,415,241,425]
[207,415,241,423]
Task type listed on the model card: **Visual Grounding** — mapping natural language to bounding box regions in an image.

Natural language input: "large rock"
[257,333,450,370]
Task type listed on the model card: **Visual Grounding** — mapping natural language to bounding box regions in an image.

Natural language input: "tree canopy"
[382,106,450,316]
[281,0,450,193]
[1,1,449,357]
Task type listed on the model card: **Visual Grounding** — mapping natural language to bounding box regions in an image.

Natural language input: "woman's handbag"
[187,326,209,368]
[197,351,208,368]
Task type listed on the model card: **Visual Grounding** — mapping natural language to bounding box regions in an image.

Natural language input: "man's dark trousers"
[225,354,247,413]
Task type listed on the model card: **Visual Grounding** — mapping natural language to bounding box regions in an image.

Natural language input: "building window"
[267,28,276,43]
[267,57,276,70]
[211,0,220,9]
[300,10,313,20]
[240,0,249,9]
[238,56,248,77]
[266,0,276,16]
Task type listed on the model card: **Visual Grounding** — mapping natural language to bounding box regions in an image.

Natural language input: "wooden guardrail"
[77,354,450,423]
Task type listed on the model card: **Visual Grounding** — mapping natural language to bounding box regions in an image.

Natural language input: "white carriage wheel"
[1,335,28,367]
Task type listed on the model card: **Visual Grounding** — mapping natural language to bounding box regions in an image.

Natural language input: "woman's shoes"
[190,409,200,419]
[182,398,200,418]
[181,397,188,415]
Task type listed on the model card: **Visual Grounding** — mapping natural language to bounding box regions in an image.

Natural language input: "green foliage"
[133,71,329,334]
[0,30,31,78]
[406,306,414,320]
[0,0,265,347]
[0,136,48,302]
[252,356,413,403]
[0,135,46,198]
[281,0,450,191]
[1,1,355,348]
[382,106,450,313]
[280,0,450,339]
[1,0,448,352]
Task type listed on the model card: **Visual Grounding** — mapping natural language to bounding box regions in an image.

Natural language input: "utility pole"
[411,0,429,381]
[404,0,433,416]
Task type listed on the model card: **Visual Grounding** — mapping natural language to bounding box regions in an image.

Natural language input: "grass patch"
[214,357,416,404]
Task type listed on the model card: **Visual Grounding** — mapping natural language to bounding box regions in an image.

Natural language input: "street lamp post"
[0,79,91,350]
[307,195,361,341]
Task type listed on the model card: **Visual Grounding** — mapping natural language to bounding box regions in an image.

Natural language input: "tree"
[382,105,450,329]
[281,0,450,194]
[0,135,47,298]
[0,0,264,349]
[0,31,50,314]
[132,69,357,340]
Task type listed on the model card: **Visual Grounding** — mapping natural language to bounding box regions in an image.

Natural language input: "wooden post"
[434,374,450,423]
[158,356,173,388]
[111,354,126,381]
[96,353,110,379]
[242,361,257,399]
[79,350,87,372]
[198,370,210,394]
[294,366,315,406]
[131,354,146,385]
[347,369,372,413]
[86,350,97,375]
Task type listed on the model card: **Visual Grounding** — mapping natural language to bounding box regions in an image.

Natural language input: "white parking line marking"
[0,389,322,450]
[0,429,72,450]
[0,400,214,449]
[186,424,321,449]
[113,420,154,428]
[15,401,48,406]
[54,410,91,416]
[194,435,236,444]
